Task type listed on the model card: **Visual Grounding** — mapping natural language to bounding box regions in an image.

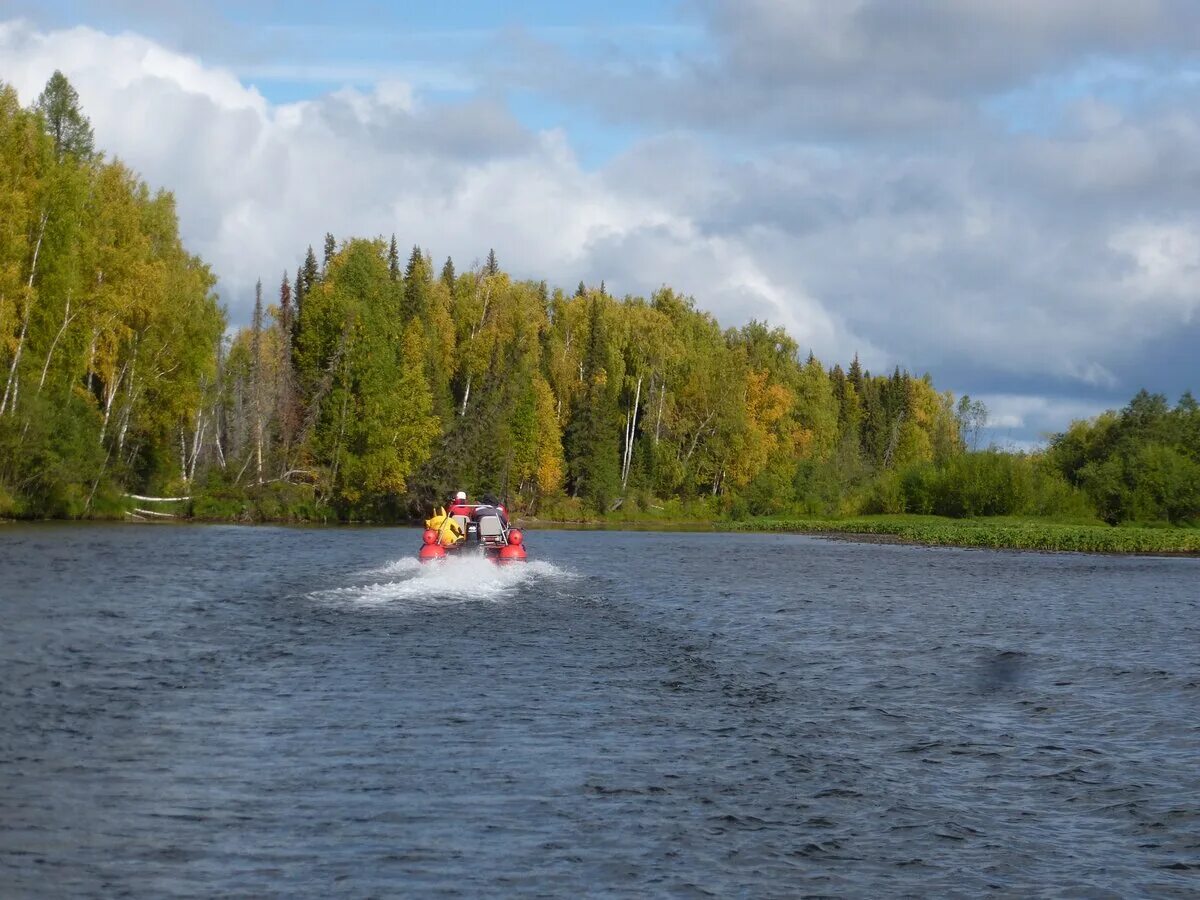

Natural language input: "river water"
[1,524,1197,897]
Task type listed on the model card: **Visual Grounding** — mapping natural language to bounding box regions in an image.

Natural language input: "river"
[1,524,1197,896]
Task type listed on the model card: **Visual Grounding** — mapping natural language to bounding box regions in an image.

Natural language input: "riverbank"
[519,513,1200,555]
[729,515,1200,555]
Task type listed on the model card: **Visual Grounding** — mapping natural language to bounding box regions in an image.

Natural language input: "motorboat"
[419,502,527,564]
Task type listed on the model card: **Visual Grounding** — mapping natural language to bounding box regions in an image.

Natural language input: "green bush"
[1048,391,1200,524]
[191,476,333,523]
[0,393,116,519]
[886,451,1092,520]
[864,470,906,515]
[744,464,796,516]
[733,516,1200,553]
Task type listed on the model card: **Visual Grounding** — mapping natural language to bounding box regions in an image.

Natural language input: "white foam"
[365,557,423,577]
[317,554,570,607]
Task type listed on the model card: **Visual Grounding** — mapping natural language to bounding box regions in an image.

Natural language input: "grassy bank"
[730,515,1200,554]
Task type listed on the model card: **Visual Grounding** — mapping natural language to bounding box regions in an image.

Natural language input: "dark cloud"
[512,0,1200,139]
[702,0,1200,94]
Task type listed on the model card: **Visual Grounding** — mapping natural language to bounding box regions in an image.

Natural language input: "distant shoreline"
[3,513,1197,557]
[524,515,1200,556]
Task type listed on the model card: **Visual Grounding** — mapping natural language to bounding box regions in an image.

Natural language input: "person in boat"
[425,506,464,548]
[447,490,472,517]
[472,493,509,528]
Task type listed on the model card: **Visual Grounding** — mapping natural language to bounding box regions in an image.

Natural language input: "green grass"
[731,514,1200,554]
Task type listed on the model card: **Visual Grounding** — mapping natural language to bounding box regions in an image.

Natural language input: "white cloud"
[979,393,1110,431]
[1109,222,1200,318]
[1,13,1198,444]
[0,18,882,365]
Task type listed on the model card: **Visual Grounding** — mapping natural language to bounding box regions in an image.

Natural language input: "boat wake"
[315,555,571,606]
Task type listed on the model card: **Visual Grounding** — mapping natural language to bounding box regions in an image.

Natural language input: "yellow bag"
[425,507,463,547]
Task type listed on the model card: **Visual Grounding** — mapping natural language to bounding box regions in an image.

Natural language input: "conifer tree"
[278,270,293,335]
[441,256,456,290]
[276,271,299,458]
[35,71,94,161]
[322,233,336,271]
[575,281,586,298]
[388,234,400,281]
[485,248,499,277]
[403,245,428,321]
[301,246,319,295]
[848,354,863,393]
[292,270,304,331]
[565,296,620,513]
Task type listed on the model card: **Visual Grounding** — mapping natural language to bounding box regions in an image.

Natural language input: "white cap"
[455,491,467,501]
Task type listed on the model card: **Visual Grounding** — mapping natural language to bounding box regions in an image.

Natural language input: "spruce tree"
[277,271,299,455]
[829,364,847,423]
[301,246,319,294]
[484,248,499,277]
[565,296,620,513]
[575,281,587,298]
[35,71,94,161]
[441,256,456,290]
[848,354,863,393]
[293,270,304,331]
[322,233,336,271]
[388,234,400,281]
[279,270,293,334]
[251,280,263,354]
[403,245,427,320]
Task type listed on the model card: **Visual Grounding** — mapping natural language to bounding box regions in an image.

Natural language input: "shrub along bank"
[732,516,1200,554]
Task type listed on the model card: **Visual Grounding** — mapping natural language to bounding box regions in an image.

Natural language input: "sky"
[2,0,1199,446]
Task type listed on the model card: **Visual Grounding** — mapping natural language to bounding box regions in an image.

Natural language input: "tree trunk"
[0,308,29,417]
[179,426,188,483]
[684,410,715,463]
[117,343,139,454]
[255,416,263,484]
[1,211,48,417]
[458,279,492,417]
[188,408,205,481]
[37,293,75,392]
[99,359,130,444]
[85,446,113,514]
[459,375,471,416]
[622,375,642,489]
[86,329,97,398]
[214,422,226,469]
[330,386,349,488]
[655,380,666,445]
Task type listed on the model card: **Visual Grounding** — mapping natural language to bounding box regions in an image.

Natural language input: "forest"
[1,75,1197,528]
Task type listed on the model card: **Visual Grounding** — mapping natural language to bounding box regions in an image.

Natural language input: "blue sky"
[19,0,702,165]
[2,1,1199,444]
